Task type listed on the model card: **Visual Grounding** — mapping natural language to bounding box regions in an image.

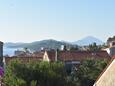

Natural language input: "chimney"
[55,50,58,61]
[0,41,3,67]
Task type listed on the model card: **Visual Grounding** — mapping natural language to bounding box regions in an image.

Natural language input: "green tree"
[3,61,26,86]
[4,58,108,86]
[4,60,69,86]
[88,42,101,51]
[70,45,79,51]
[70,58,108,86]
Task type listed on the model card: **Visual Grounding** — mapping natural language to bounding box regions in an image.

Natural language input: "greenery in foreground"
[3,58,108,86]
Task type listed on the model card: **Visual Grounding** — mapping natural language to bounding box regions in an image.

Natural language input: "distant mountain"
[4,36,104,51]
[4,42,27,48]
[4,39,75,51]
[4,42,27,47]
[72,36,104,46]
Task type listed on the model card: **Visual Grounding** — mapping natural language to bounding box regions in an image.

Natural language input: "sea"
[3,47,18,56]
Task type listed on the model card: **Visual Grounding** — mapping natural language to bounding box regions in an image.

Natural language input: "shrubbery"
[3,58,108,86]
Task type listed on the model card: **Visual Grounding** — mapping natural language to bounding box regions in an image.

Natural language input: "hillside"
[72,36,104,46]
[5,39,75,51]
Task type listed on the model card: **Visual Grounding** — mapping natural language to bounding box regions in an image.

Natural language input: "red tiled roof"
[5,51,110,64]
[32,50,110,61]
[32,51,44,58]
[47,51,56,61]
[5,56,42,64]
[58,51,110,61]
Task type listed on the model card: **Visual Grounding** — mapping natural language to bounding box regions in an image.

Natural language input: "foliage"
[4,65,26,86]
[6,39,74,51]
[69,58,108,86]
[3,58,108,86]
[88,42,102,51]
[107,36,115,43]
[4,60,68,86]
[70,45,79,51]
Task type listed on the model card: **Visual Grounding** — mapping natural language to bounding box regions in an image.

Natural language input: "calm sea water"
[3,47,17,56]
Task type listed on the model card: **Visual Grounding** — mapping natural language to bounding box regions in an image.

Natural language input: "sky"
[0,0,115,42]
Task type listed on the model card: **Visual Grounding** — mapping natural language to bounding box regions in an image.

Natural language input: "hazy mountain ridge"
[4,36,104,51]
[4,39,75,51]
[4,42,27,48]
[72,36,104,45]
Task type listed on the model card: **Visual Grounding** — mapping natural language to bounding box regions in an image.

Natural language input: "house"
[5,51,48,64]
[5,56,42,64]
[33,50,111,64]
[4,50,56,64]
[4,50,111,64]
[103,36,115,57]
[109,47,115,57]
[58,51,111,72]
[14,48,32,57]
[107,37,115,47]
[94,56,115,86]
[4,50,111,75]
[33,50,56,62]
[58,51,110,61]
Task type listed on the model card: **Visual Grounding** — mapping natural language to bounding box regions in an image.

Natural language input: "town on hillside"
[0,36,115,86]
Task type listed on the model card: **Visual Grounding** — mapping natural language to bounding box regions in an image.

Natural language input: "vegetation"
[5,39,75,51]
[3,58,108,86]
[88,42,102,51]
[107,36,115,42]
[4,60,69,86]
[108,36,115,39]
[68,58,108,86]
[70,45,79,51]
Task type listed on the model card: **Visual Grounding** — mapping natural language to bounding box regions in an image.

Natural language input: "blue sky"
[0,0,115,42]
